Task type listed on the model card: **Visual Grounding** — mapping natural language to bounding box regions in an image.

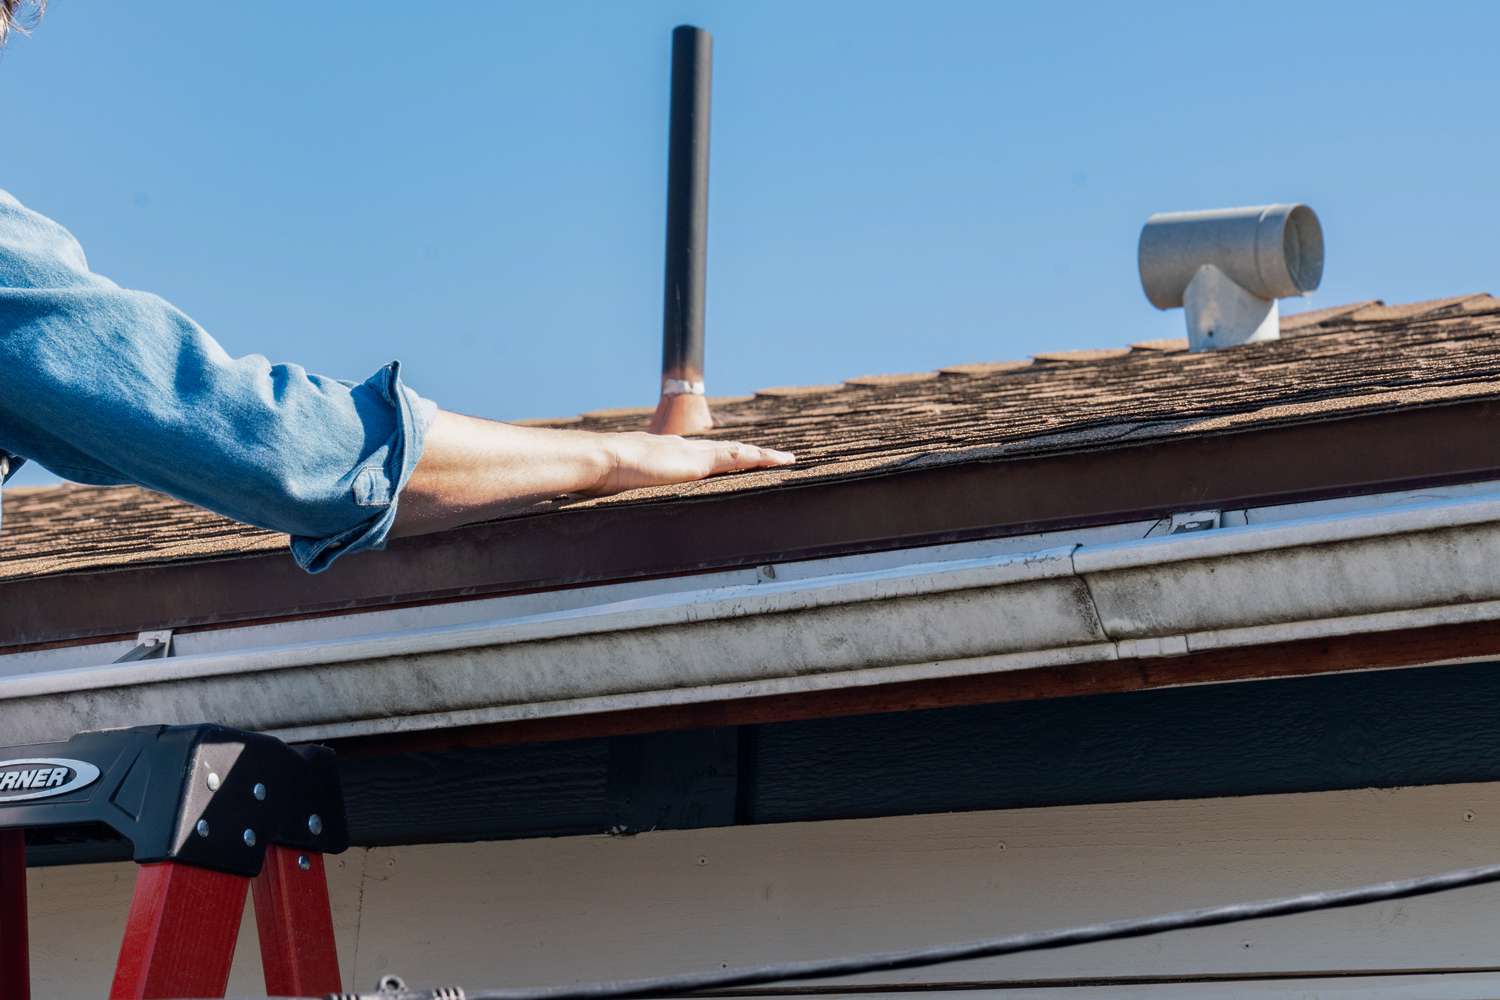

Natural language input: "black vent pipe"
[650,24,714,435]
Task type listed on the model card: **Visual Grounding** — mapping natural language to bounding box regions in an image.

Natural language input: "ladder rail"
[0,724,347,999]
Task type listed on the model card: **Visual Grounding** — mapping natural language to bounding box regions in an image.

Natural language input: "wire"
[409,860,1500,1000]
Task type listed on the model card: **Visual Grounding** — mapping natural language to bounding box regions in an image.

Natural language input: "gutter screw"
[252,782,267,801]
[308,813,323,836]
[297,854,311,871]
[195,819,210,838]
[206,772,220,791]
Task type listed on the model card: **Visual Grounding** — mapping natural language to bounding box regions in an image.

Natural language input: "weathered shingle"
[5,294,1500,582]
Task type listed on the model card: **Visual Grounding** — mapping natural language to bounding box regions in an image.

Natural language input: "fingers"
[709,440,796,473]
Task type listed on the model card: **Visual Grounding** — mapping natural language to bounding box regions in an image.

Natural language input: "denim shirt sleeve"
[0,189,439,573]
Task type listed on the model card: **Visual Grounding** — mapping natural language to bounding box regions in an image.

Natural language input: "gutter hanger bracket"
[113,630,174,663]
[1169,510,1222,535]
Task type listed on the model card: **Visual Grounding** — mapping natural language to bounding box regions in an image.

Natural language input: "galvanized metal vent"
[1138,204,1324,352]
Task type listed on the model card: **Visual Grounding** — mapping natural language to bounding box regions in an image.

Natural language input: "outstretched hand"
[587,431,795,496]
[393,410,796,538]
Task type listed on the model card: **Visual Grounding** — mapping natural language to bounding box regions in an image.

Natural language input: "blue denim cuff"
[289,361,437,574]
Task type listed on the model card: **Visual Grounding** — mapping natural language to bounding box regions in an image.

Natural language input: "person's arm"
[393,410,793,536]
[0,188,793,572]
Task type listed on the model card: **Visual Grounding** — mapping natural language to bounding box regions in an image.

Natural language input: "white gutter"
[4,489,1500,745]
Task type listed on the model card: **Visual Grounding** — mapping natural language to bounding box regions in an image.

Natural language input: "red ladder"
[0,725,347,999]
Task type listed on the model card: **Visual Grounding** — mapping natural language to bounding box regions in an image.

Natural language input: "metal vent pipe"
[1138,204,1324,352]
[649,25,715,435]
[1139,204,1323,309]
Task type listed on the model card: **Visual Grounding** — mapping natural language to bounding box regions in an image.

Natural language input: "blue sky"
[6,1,1499,486]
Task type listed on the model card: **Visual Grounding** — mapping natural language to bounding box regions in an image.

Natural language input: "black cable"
[333,860,1500,1000]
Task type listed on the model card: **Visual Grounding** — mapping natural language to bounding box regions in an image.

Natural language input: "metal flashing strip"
[3,485,1500,744]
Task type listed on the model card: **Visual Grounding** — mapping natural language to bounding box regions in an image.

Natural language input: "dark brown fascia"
[6,396,1500,652]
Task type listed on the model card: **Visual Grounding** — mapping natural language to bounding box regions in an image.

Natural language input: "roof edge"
[3,486,1500,745]
[6,394,1500,651]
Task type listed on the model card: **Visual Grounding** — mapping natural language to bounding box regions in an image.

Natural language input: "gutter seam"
[1068,541,1114,648]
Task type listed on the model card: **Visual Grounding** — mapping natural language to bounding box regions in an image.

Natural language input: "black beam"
[334,660,1500,847]
[31,660,1500,865]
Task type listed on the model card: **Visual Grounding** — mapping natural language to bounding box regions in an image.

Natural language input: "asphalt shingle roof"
[5,293,1500,583]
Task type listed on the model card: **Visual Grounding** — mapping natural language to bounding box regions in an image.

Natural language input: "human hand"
[395,414,796,538]
[587,431,795,496]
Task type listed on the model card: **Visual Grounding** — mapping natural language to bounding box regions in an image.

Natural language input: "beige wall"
[24,782,1500,997]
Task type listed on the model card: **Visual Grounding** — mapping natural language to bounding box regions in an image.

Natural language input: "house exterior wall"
[21,782,1500,997]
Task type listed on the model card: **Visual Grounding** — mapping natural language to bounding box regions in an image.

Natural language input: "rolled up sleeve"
[0,189,439,573]
[287,360,438,572]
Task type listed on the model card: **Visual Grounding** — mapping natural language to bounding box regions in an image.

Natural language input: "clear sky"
[6,1,1499,487]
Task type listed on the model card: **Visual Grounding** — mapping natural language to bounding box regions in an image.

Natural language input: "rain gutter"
[1,492,1499,745]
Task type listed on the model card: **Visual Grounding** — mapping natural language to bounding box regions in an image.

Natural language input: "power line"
[320,859,1500,1000]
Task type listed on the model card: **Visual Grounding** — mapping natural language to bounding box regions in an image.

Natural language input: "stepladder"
[0,724,349,999]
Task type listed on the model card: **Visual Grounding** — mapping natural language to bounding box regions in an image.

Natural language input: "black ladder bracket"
[0,724,348,876]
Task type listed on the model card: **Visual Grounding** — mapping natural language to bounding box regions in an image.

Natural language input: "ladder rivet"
[242,828,256,847]
[195,819,210,838]
[308,813,323,836]
[297,854,311,871]
[252,782,267,801]
[206,772,220,791]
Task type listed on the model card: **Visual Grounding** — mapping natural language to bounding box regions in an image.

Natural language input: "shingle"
[843,372,941,387]
[1128,338,1189,353]
[8,295,1500,583]
[579,404,657,421]
[753,384,847,399]
[0,483,280,580]
[1033,347,1133,363]
[1280,300,1381,331]
[1348,294,1495,322]
[938,360,1034,376]
[509,415,584,427]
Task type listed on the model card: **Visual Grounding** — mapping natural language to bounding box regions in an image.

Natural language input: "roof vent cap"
[1138,204,1323,352]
